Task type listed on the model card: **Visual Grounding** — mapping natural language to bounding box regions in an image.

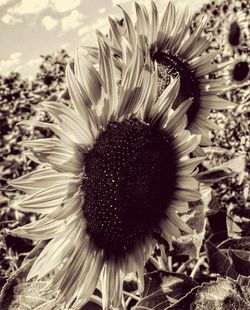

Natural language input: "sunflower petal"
[98,35,118,122]
[157,1,176,51]
[166,208,194,233]
[14,182,74,214]
[101,261,124,309]
[66,62,99,136]
[75,47,102,106]
[9,167,72,194]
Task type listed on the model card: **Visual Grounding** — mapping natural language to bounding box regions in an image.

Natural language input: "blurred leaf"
[206,193,222,215]
[206,237,250,278]
[206,240,230,275]
[199,183,212,206]
[202,146,233,156]
[0,259,58,310]
[171,202,206,258]
[227,205,250,238]
[196,167,234,184]
[207,211,227,234]
[226,249,250,279]
[226,156,245,171]
[0,258,101,310]
[143,271,163,298]
[166,277,250,310]
[133,271,198,310]
[199,183,225,216]
[197,156,246,184]
[219,237,250,251]
[237,275,250,287]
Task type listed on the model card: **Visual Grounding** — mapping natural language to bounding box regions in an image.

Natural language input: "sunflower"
[10,39,202,309]
[193,0,250,56]
[225,54,250,85]
[226,12,247,47]
[221,9,249,54]
[83,0,235,146]
[191,0,250,104]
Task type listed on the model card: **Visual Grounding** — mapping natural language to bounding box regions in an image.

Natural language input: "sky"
[0,0,209,79]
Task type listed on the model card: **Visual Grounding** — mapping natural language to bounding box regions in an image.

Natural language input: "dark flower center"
[222,4,228,13]
[228,21,241,46]
[232,61,249,81]
[82,119,177,257]
[153,52,200,125]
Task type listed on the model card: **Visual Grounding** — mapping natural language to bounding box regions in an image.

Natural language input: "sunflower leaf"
[226,248,250,279]
[133,271,198,310]
[200,184,223,215]
[205,240,230,275]
[0,257,102,310]
[226,205,250,238]
[165,277,250,310]
[206,237,250,278]
[171,202,206,258]
[0,259,59,310]
[197,155,246,185]
[195,167,234,184]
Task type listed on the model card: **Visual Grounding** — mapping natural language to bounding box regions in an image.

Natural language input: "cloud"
[78,17,109,45]
[61,10,85,32]
[50,0,80,13]
[9,0,49,15]
[3,0,80,23]
[15,57,42,79]
[1,13,22,25]
[26,58,41,66]
[99,8,106,14]
[41,15,59,31]
[16,57,41,70]
[60,43,69,50]
[78,17,108,36]
[0,52,22,72]
[112,0,130,5]
[0,0,13,7]
[3,0,49,24]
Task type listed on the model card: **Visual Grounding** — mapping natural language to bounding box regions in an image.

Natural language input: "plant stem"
[176,257,196,273]
[149,256,160,269]
[190,256,206,278]
[123,291,140,301]
[90,295,102,307]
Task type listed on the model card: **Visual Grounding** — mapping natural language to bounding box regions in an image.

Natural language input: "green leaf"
[166,277,250,310]
[133,271,198,310]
